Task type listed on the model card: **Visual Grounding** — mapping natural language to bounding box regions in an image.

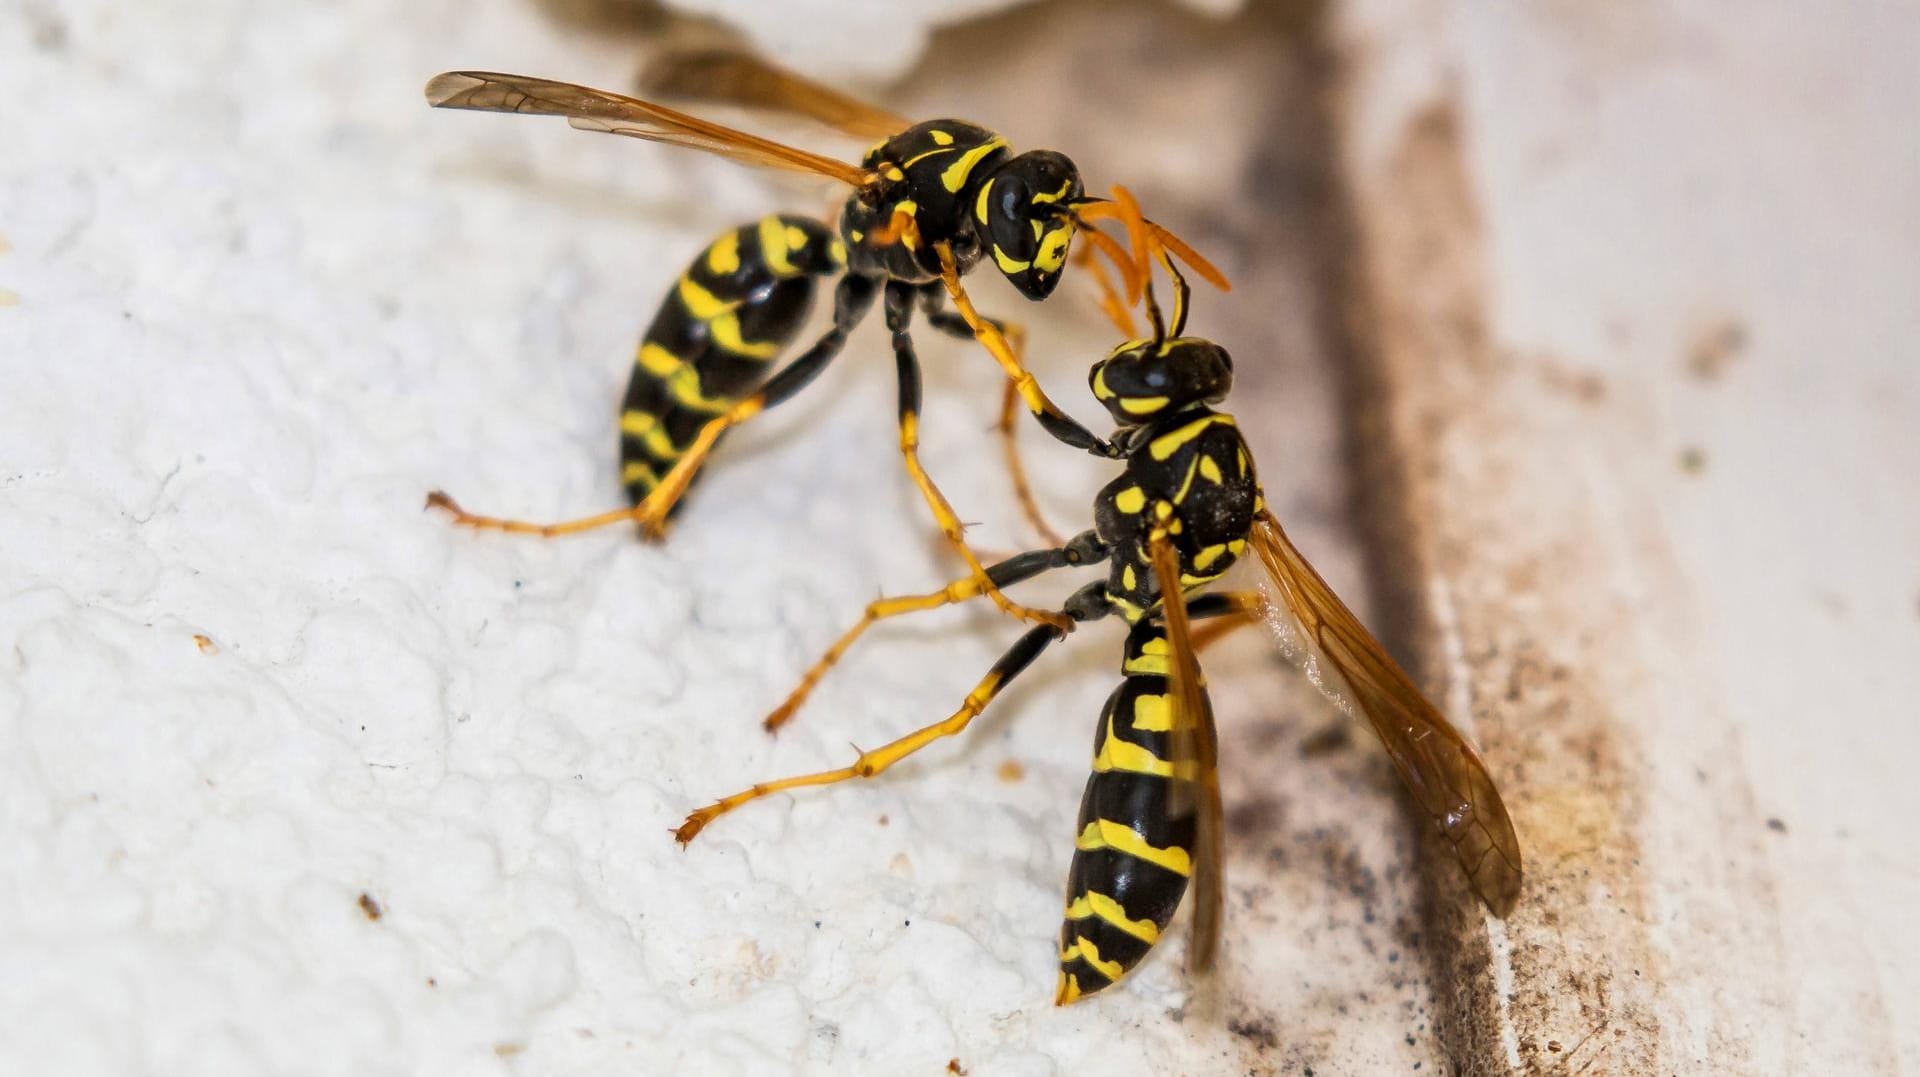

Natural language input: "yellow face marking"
[676,275,739,321]
[637,342,682,378]
[929,128,953,146]
[1148,414,1233,461]
[1113,486,1146,514]
[941,137,1008,193]
[705,231,741,275]
[1075,818,1194,875]
[1029,177,1075,204]
[1131,693,1172,732]
[1199,455,1224,484]
[758,216,798,276]
[975,179,994,225]
[1092,367,1114,401]
[621,459,660,487]
[991,246,1032,274]
[1066,892,1162,944]
[707,314,780,360]
[1121,395,1168,416]
[1034,223,1073,273]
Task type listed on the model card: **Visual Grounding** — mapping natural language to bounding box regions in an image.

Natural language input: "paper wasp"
[673,189,1522,1003]
[421,51,1225,632]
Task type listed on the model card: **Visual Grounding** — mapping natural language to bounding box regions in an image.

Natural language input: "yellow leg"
[896,405,1071,632]
[425,398,757,540]
[996,377,1067,548]
[763,572,996,735]
[677,622,1066,844]
[934,243,1115,465]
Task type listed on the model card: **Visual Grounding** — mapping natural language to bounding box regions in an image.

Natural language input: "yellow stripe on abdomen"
[1074,818,1193,876]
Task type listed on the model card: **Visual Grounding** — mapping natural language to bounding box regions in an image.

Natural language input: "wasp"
[421,52,1225,631]
[673,189,1523,1003]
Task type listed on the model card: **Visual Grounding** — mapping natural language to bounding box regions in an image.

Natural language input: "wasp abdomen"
[620,214,845,508]
[1057,620,1200,1003]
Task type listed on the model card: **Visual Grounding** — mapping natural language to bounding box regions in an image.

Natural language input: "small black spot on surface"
[1229,1015,1279,1050]
[1678,445,1707,474]
[358,892,382,920]
[1766,817,1787,833]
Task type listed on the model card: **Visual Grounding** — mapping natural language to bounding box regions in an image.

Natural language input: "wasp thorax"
[1089,337,1234,425]
[974,150,1083,300]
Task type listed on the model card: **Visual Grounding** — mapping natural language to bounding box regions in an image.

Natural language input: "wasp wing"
[425,71,876,188]
[640,49,911,141]
[1148,530,1227,972]
[1248,510,1523,916]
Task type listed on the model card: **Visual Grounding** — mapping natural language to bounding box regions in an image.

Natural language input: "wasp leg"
[676,620,1070,844]
[918,292,1066,549]
[885,282,1071,632]
[1184,591,1265,653]
[765,531,1109,735]
[933,242,1120,462]
[426,273,880,540]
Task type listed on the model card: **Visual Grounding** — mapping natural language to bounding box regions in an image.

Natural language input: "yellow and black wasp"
[674,189,1523,1003]
[420,52,1225,630]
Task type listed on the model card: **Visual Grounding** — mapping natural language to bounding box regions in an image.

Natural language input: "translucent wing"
[1248,511,1523,915]
[425,71,876,189]
[1148,530,1226,972]
[640,48,911,141]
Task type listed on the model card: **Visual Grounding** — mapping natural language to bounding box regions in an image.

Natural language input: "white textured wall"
[0,2,1335,1075]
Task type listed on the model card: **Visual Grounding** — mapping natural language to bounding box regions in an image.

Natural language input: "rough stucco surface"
[1,2,1446,1075]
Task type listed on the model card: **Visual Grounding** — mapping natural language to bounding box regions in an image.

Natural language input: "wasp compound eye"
[977,150,1083,300]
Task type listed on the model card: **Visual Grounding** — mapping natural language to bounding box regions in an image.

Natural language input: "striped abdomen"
[1057,619,1202,1003]
[620,214,845,508]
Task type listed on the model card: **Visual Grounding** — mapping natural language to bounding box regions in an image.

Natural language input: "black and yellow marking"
[619,214,844,508]
[1057,619,1204,1002]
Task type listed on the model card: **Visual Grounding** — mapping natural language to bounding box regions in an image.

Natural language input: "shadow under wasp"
[673,187,1523,1004]
[420,51,1226,633]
